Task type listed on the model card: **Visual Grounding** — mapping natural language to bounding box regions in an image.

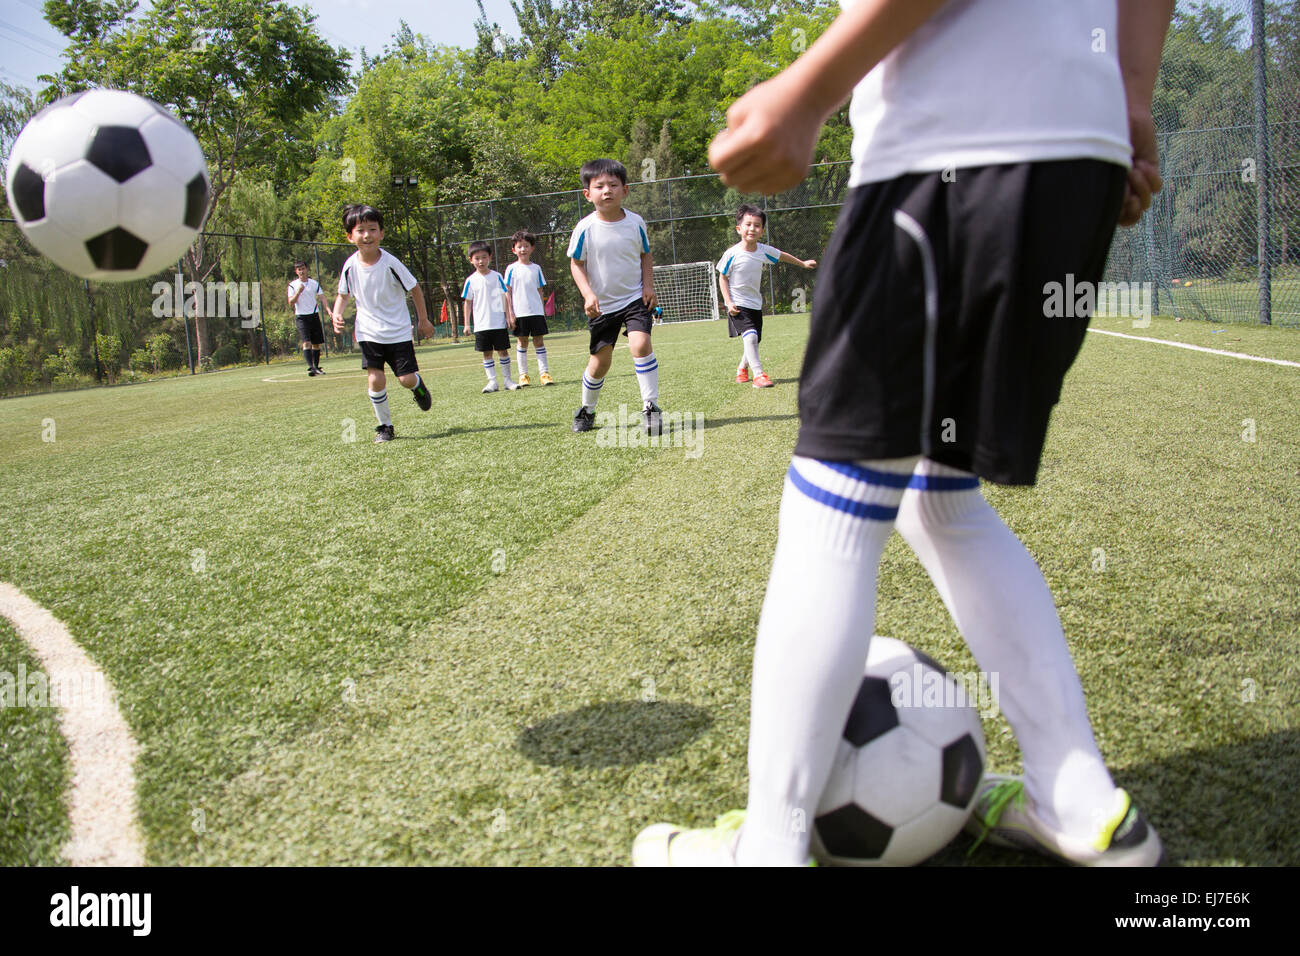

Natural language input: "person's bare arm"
[1117,0,1176,227]
[719,272,738,315]
[708,0,949,194]
[331,293,349,332]
[410,283,434,339]
[641,251,656,310]
[778,250,817,270]
[571,258,600,318]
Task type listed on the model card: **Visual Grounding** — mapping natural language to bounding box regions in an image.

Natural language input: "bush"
[145,333,179,372]
[45,347,84,386]
[211,343,239,367]
[95,332,122,383]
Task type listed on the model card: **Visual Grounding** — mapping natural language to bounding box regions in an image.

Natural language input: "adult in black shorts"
[289,260,330,376]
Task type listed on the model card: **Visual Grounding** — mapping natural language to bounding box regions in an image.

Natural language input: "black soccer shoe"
[572,407,596,433]
[412,380,432,411]
[374,424,395,443]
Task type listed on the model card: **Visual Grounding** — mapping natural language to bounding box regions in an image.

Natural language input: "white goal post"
[652,261,721,325]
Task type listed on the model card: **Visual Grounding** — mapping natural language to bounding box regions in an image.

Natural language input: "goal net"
[653,261,721,324]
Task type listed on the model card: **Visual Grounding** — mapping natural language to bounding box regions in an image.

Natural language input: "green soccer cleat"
[965,774,1163,866]
[412,380,432,411]
[632,810,746,867]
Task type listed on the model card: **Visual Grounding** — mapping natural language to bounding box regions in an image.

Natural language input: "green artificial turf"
[0,315,1296,865]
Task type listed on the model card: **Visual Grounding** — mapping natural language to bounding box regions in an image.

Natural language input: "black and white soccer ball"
[5,89,209,282]
[811,636,987,866]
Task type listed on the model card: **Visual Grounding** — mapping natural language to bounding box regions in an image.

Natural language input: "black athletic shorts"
[589,299,653,354]
[360,340,419,376]
[795,159,1126,486]
[296,313,325,345]
[474,329,511,352]
[514,315,549,338]
[728,306,763,342]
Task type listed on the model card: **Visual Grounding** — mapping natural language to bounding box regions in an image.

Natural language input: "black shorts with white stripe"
[728,306,763,341]
[794,158,1126,486]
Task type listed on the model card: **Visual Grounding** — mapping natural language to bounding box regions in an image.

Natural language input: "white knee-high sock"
[893,458,1116,839]
[500,353,512,382]
[483,358,497,384]
[368,389,392,426]
[581,372,604,410]
[737,455,919,866]
[517,347,528,377]
[634,352,658,402]
[741,330,763,377]
[536,346,549,373]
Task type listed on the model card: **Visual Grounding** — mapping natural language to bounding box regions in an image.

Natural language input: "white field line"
[1087,328,1300,368]
[0,582,144,866]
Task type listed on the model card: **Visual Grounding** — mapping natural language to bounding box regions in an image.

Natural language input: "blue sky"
[0,0,522,91]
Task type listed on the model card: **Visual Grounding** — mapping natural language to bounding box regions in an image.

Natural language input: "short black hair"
[467,240,492,258]
[736,204,767,227]
[581,158,628,188]
[343,204,383,233]
[293,260,308,269]
[511,230,537,247]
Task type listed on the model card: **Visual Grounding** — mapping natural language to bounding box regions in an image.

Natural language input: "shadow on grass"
[400,421,559,441]
[518,700,713,768]
[701,413,797,431]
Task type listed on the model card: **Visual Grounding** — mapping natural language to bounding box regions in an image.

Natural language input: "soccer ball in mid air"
[811,636,988,866]
[5,89,209,282]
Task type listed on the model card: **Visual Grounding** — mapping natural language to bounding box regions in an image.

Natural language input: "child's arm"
[1118,0,1176,227]
[718,273,739,315]
[708,0,950,194]
[571,258,600,318]
[777,250,817,270]
[506,295,516,332]
[410,283,434,339]
[331,293,349,333]
[462,296,472,335]
[641,251,656,309]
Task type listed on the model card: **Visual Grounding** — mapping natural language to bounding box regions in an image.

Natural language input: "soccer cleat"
[736,368,749,384]
[965,774,1163,866]
[519,374,531,387]
[482,382,499,393]
[572,407,596,432]
[540,372,555,386]
[642,400,662,436]
[412,380,432,411]
[314,365,325,374]
[308,367,318,376]
[504,378,521,391]
[752,373,774,388]
[373,424,395,443]
[632,810,745,867]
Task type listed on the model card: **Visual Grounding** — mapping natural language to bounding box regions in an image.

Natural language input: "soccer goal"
[653,262,721,325]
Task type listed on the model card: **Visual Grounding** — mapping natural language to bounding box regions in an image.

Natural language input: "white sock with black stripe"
[894,458,1116,839]
[581,373,604,410]
[741,330,763,377]
[517,347,528,377]
[536,346,549,374]
[500,352,513,383]
[368,389,392,426]
[483,358,497,385]
[737,455,919,866]
[633,352,659,403]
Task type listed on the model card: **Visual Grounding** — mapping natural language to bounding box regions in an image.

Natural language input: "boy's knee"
[396,373,418,389]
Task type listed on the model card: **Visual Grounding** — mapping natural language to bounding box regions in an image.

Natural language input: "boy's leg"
[628,330,658,404]
[741,330,763,379]
[893,458,1118,837]
[516,336,529,381]
[535,335,551,382]
[736,455,918,866]
[481,336,498,390]
[582,346,613,409]
[498,348,517,388]
[367,367,392,427]
[302,341,315,373]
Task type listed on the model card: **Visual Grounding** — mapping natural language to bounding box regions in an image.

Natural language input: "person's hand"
[417,317,434,340]
[463,325,471,335]
[803,259,818,269]
[1119,110,1163,228]
[709,72,823,195]
[727,301,740,316]
[584,293,600,318]
[643,289,657,310]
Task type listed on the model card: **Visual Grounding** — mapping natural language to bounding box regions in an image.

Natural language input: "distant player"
[462,241,519,393]
[288,260,331,376]
[330,204,434,444]
[505,230,554,386]
[633,0,1173,866]
[716,205,817,388]
[567,158,661,435]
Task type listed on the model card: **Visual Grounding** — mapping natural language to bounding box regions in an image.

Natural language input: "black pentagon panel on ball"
[184,173,209,230]
[11,163,47,221]
[939,733,984,808]
[86,227,148,270]
[815,805,893,859]
[87,126,152,183]
[842,675,898,746]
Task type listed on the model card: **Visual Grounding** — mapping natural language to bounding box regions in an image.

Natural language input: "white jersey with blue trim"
[566,209,650,314]
[717,242,780,311]
[504,261,547,316]
[461,269,509,332]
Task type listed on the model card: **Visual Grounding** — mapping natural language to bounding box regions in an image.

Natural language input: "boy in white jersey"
[717,204,817,388]
[462,240,519,393]
[505,230,553,386]
[566,158,661,435]
[633,0,1173,867]
[288,260,332,376]
[330,204,434,444]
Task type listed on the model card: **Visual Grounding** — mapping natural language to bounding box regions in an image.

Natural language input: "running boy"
[505,230,554,386]
[462,240,519,393]
[633,0,1173,866]
[330,204,434,444]
[567,158,660,434]
[288,260,332,376]
[716,205,817,388]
